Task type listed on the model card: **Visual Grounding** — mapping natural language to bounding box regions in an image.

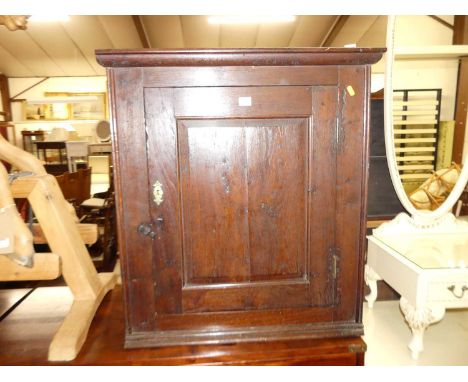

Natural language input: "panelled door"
[143,85,340,334]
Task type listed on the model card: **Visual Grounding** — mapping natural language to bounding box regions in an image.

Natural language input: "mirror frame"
[384,15,468,222]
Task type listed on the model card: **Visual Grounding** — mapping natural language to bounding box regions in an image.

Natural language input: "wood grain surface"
[0,286,365,365]
[99,48,384,352]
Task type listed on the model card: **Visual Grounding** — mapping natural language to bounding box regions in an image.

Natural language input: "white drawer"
[89,144,112,154]
[428,280,468,304]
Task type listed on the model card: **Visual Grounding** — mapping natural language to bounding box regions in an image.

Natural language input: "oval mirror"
[384,16,468,224]
[95,120,111,142]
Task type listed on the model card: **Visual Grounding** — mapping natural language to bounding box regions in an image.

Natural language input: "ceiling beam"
[429,15,454,30]
[177,16,186,48]
[320,15,350,47]
[132,15,151,48]
[10,77,49,100]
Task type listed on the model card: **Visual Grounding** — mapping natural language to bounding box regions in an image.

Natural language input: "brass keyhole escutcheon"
[153,181,164,206]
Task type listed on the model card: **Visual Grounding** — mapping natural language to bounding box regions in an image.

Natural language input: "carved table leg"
[364,264,381,308]
[399,297,445,360]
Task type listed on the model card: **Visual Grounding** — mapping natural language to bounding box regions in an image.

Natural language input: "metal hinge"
[328,246,341,280]
[335,117,340,147]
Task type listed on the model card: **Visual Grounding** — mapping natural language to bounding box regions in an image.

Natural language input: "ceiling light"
[207,15,295,25]
[29,14,70,22]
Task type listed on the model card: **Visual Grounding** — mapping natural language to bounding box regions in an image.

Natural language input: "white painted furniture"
[365,16,468,362]
[88,143,111,154]
[366,216,468,359]
[65,141,88,172]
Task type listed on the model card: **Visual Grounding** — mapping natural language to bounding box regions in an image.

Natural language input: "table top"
[33,140,66,148]
[372,233,468,270]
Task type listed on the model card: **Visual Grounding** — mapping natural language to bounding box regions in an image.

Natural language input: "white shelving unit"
[390,45,468,189]
[14,120,100,125]
[394,45,468,60]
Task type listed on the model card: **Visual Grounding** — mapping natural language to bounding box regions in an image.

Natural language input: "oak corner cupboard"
[96,48,385,365]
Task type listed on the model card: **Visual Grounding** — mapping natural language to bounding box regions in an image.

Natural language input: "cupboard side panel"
[308,86,339,307]
[112,68,155,332]
[334,65,369,323]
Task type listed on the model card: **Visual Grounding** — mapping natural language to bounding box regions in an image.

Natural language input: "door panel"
[144,86,338,323]
[178,122,250,285]
[178,118,308,286]
[246,120,307,280]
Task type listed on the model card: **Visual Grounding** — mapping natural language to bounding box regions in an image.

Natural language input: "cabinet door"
[142,85,342,334]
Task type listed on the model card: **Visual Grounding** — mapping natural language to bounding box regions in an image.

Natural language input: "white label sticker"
[0,237,10,249]
[346,85,356,97]
[238,97,252,106]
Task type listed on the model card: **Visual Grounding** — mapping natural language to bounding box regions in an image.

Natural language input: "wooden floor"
[0,286,365,365]
[0,288,32,319]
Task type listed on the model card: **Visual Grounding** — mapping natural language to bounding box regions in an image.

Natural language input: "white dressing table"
[365,15,468,362]
[366,219,468,359]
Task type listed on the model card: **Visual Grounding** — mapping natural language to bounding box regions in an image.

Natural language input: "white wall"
[9,76,107,101]
[8,76,107,147]
[392,59,458,121]
[393,16,457,121]
[369,16,458,121]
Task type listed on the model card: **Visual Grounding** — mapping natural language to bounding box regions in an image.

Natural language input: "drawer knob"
[447,285,468,299]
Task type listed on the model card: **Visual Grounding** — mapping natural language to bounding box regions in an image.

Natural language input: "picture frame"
[21,92,108,121]
[45,92,108,120]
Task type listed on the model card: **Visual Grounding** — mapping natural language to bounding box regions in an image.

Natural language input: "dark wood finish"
[55,168,91,207]
[367,99,405,218]
[143,66,338,87]
[0,286,366,365]
[79,177,118,272]
[453,57,468,164]
[33,140,68,175]
[452,16,468,163]
[0,122,14,171]
[453,16,468,45]
[131,15,150,48]
[0,74,14,171]
[96,47,385,68]
[364,280,400,302]
[0,123,10,140]
[96,48,384,358]
[0,74,11,122]
[21,129,45,154]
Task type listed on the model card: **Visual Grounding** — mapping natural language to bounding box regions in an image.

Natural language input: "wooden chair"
[79,171,117,270]
[55,168,91,209]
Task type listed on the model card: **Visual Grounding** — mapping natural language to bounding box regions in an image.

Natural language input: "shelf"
[395,45,468,60]
[13,120,101,125]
